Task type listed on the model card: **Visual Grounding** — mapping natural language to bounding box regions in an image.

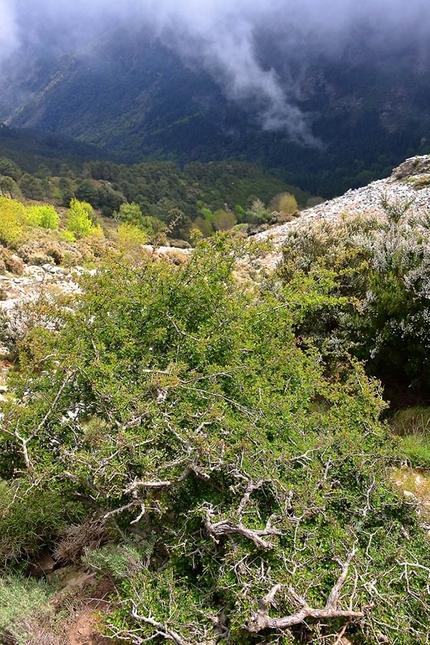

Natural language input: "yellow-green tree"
[0,197,26,246]
[271,192,298,216]
[67,199,102,239]
[26,205,60,230]
[212,209,237,231]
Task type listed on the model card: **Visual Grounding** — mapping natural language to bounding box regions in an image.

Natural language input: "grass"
[399,435,430,469]
[390,406,430,468]
[0,575,56,645]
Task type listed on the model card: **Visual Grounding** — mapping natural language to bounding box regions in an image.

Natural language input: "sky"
[1,0,430,141]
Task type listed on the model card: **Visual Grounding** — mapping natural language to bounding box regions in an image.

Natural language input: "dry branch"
[248,548,364,632]
[205,510,281,550]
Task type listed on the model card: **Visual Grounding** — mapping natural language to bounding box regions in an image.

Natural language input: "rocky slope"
[256,155,430,268]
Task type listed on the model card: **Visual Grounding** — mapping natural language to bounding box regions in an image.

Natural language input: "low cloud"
[3,0,430,142]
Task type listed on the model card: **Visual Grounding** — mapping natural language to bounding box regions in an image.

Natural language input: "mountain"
[3,27,430,196]
[0,122,113,175]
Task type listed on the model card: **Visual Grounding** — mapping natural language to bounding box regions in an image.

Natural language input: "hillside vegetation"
[0,162,429,644]
[0,152,307,245]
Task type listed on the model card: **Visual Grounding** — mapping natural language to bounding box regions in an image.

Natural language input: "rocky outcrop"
[255,155,430,268]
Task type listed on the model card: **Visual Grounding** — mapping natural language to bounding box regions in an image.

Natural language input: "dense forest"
[0,144,310,244]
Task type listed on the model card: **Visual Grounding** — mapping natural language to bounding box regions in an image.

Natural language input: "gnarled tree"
[1,235,429,644]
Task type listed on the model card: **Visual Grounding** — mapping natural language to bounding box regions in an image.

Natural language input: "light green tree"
[278,192,298,215]
[0,197,26,246]
[26,205,59,230]
[270,192,298,216]
[115,202,143,226]
[212,209,237,231]
[67,198,102,238]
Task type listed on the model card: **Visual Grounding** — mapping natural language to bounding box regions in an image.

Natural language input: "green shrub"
[390,407,430,468]
[61,229,76,243]
[26,204,60,230]
[1,235,429,644]
[0,576,54,645]
[400,434,430,468]
[116,222,147,247]
[67,198,103,239]
[0,481,84,561]
[274,191,298,215]
[0,197,27,246]
[391,407,430,437]
[114,202,143,225]
[279,208,430,400]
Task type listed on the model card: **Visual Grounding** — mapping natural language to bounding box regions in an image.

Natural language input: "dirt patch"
[392,466,430,526]
[67,607,111,645]
[65,578,115,645]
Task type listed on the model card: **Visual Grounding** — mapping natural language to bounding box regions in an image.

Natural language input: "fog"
[2,0,430,141]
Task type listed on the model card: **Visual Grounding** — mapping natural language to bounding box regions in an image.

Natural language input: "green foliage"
[0,175,21,199]
[0,157,22,182]
[212,209,237,231]
[0,196,26,246]
[0,145,308,240]
[75,179,98,205]
[67,198,103,238]
[244,198,271,225]
[18,173,46,200]
[0,481,84,561]
[400,434,430,468]
[391,407,430,437]
[0,576,54,645]
[115,202,143,225]
[380,193,413,225]
[192,215,213,237]
[61,229,76,243]
[279,210,430,400]
[25,204,60,230]
[1,235,428,644]
[278,192,298,214]
[271,192,298,216]
[391,407,430,468]
[117,222,148,248]
[164,207,192,240]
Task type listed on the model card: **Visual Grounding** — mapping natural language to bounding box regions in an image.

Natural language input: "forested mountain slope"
[3,27,430,196]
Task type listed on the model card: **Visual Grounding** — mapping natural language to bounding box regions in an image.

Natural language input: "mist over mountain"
[1,0,430,195]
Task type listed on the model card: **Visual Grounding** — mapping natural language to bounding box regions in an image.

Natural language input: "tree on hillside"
[18,173,45,200]
[212,209,237,231]
[0,157,21,182]
[0,236,429,644]
[270,192,298,216]
[0,175,20,199]
[75,180,98,206]
[67,198,102,238]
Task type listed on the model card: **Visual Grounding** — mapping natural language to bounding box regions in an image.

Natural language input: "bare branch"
[1,371,75,471]
[249,548,364,633]
[326,547,358,610]
[205,510,281,550]
[125,480,173,493]
[131,605,189,645]
[237,480,267,519]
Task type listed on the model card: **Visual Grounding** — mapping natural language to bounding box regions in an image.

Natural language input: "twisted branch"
[249,548,364,632]
[205,510,281,550]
